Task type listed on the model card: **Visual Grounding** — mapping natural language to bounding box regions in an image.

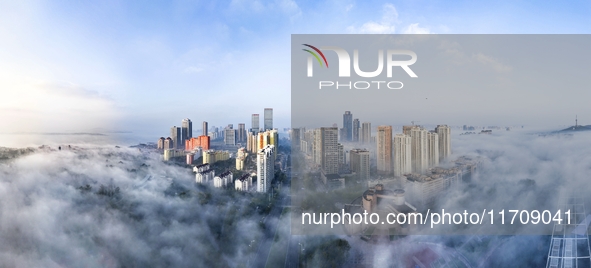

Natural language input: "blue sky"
[0,1,590,138]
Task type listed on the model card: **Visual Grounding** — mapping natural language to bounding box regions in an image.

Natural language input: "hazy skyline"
[1,1,590,143]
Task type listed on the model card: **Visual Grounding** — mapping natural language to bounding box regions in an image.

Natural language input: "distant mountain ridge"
[558,125,591,132]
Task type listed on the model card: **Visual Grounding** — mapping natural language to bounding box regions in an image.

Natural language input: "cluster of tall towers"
[292,110,452,181]
[249,108,274,133]
[340,111,372,143]
[159,108,274,149]
[377,124,451,176]
[158,118,200,150]
[158,108,277,194]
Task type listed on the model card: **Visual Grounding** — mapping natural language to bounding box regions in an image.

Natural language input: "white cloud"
[277,0,302,20]
[403,23,432,34]
[350,21,396,34]
[347,4,399,34]
[345,4,354,12]
[0,146,266,266]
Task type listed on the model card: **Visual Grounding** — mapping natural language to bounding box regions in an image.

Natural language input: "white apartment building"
[214,171,233,188]
[256,145,275,192]
[410,127,428,174]
[394,134,412,177]
[235,174,253,191]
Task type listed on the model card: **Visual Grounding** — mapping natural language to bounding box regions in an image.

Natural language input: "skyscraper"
[247,132,256,153]
[237,123,246,143]
[164,137,174,150]
[264,108,273,131]
[350,149,370,181]
[410,127,428,173]
[394,134,412,177]
[291,128,301,152]
[427,132,439,167]
[170,126,181,149]
[376,125,393,175]
[257,145,275,192]
[256,129,279,152]
[320,127,339,174]
[352,118,360,142]
[313,129,322,166]
[181,118,192,146]
[435,125,451,161]
[361,122,371,144]
[403,125,414,136]
[224,126,236,145]
[337,143,345,166]
[157,137,165,150]
[343,111,353,141]
[251,114,260,133]
[202,121,208,136]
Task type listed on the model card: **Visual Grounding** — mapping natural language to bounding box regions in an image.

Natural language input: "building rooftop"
[195,163,209,169]
[199,169,214,174]
[238,174,251,181]
[220,171,232,177]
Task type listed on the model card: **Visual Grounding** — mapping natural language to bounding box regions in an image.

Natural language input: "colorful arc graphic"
[302,44,328,68]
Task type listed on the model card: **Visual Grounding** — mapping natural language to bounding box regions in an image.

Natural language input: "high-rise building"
[320,127,339,174]
[235,174,252,191]
[343,111,353,141]
[164,137,174,150]
[186,153,195,165]
[435,125,451,161]
[256,130,279,153]
[376,125,393,175]
[352,119,360,142]
[194,164,215,184]
[185,135,210,151]
[202,121,208,136]
[224,127,236,145]
[410,127,428,174]
[247,132,257,153]
[182,119,192,145]
[427,132,440,167]
[170,126,181,149]
[251,114,260,133]
[291,128,302,152]
[236,147,247,170]
[247,130,276,154]
[264,108,273,131]
[337,143,345,167]
[403,125,414,136]
[237,123,246,143]
[313,129,322,166]
[203,150,230,164]
[394,134,412,177]
[257,145,275,192]
[157,137,165,150]
[361,122,371,144]
[163,149,185,161]
[214,171,233,188]
[350,149,370,181]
